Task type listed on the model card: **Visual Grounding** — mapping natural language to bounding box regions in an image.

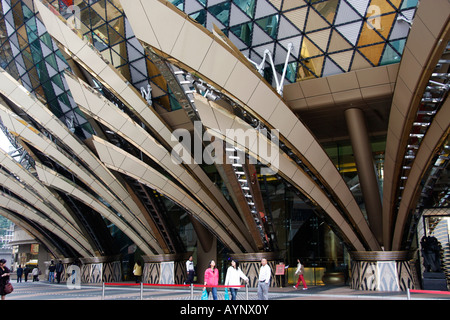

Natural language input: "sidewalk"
[6,280,450,300]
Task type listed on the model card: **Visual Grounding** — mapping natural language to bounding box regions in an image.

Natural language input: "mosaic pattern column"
[350,251,417,291]
[79,255,122,284]
[142,254,191,284]
[230,253,281,288]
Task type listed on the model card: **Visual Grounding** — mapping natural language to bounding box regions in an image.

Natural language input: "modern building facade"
[0,0,448,290]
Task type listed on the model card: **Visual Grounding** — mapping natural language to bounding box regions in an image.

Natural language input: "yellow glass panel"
[329,50,353,72]
[269,0,282,10]
[283,7,308,30]
[388,0,402,8]
[305,55,324,78]
[111,44,126,66]
[357,22,384,47]
[105,1,122,21]
[368,0,396,13]
[146,60,171,111]
[305,7,329,32]
[313,0,339,24]
[281,0,307,11]
[91,0,107,21]
[358,43,385,65]
[350,51,372,71]
[328,30,352,52]
[376,13,396,39]
[301,36,322,59]
[307,28,331,51]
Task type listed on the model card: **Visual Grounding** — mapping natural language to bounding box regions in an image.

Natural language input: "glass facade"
[2,0,447,288]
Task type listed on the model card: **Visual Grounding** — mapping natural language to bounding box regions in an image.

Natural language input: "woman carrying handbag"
[0,259,12,300]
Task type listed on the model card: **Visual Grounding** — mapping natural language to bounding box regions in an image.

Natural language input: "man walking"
[55,260,64,284]
[48,260,56,282]
[185,255,195,284]
[257,258,271,300]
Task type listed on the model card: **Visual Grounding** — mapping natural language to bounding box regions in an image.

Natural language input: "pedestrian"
[0,259,11,300]
[185,255,195,285]
[293,258,308,290]
[133,261,142,283]
[257,258,271,300]
[23,265,30,282]
[16,265,23,283]
[55,260,64,284]
[224,259,248,300]
[203,260,219,300]
[48,260,56,283]
[32,266,40,282]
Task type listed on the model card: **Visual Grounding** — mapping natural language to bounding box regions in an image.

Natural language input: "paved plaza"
[4,281,450,301]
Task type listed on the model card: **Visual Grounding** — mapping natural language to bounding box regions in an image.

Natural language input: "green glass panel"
[230,22,253,46]
[255,15,279,38]
[401,0,419,9]
[22,3,34,20]
[275,61,298,83]
[209,2,231,27]
[45,54,59,71]
[380,43,401,65]
[390,38,406,54]
[40,33,53,50]
[30,40,43,64]
[168,0,184,11]
[51,74,65,91]
[190,10,206,26]
[58,92,71,106]
[232,0,256,18]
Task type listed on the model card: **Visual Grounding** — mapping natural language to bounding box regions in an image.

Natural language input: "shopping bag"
[224,288,230,300]
[201,288,208,300]
[4,282,13,294]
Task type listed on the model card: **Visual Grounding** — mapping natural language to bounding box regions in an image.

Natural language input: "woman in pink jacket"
[204,260,219,300]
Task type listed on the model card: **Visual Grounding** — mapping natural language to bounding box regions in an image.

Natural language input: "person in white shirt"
[257,258,271,300]
[185,255,195,285]
[293,258,308,290]
[224,260,248,300]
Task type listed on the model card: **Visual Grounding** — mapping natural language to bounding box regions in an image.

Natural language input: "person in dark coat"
[56,260,64,284]
[23,265,30,282]
[16,265,23,283]
[0,259,11,300]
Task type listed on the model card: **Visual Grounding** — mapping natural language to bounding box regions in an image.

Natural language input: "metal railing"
[101,282,248,300]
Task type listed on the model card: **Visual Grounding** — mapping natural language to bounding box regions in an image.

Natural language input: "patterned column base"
[350,251,417,291]
[142,254,190,284]
[230,253,281,288]
[79,256,122,283]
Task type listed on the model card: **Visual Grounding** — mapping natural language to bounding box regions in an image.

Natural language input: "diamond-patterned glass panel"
[169,0,417,82]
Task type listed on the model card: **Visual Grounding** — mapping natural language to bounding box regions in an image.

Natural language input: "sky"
[0,130,12,152]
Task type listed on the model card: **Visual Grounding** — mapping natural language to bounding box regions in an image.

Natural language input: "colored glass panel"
[230,22,253,46]
[209,2,231,27]
[255,14,279,38]
[233,0,256,18]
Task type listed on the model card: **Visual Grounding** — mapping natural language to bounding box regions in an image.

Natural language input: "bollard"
[140,282,143,300]
[102,282,105,300]
[246,284,249,300]
[407,288,410,300]
[190,284,194,300]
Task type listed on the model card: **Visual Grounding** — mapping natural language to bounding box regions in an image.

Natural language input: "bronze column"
[344,108,383,246]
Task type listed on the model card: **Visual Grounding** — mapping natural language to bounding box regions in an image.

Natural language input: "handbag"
[201,288,208,300]
[4,282,13,295]
[224,288,230,300]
